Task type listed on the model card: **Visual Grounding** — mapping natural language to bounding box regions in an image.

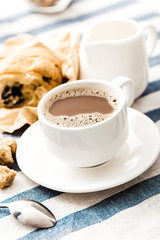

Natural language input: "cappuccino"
[43,87,119,128]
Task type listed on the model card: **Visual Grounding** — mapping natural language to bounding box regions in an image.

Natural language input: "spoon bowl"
[0,199,56,228]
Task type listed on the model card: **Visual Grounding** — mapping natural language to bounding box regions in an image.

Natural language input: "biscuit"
[0,42,62,108]
[0,165,16,188]
[30,0,58,6]
[0,137,17,156]
[0,145,14,166]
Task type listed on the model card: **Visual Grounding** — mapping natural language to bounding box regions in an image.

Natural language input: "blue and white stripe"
[1,0,160,239]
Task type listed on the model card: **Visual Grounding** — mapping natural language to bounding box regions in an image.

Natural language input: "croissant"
[0,41,62,108]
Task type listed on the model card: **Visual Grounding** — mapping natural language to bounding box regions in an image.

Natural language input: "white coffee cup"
[79,19,158,98]
[38,76,134,167]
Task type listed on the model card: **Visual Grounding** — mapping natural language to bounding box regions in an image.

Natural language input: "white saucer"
[17,108,160,193]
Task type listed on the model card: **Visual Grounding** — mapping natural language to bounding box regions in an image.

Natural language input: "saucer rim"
[17,108,160,193]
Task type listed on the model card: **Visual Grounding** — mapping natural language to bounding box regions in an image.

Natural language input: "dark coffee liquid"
[43,87,118,128]
[49,95,114,116]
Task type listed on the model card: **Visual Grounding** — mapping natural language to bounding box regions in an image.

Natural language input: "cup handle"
[140,21,158,57]
[112,76,135,107]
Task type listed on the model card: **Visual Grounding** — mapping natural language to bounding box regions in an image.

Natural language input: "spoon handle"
[0,203,8,208]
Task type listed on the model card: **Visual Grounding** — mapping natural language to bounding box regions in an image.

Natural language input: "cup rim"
[37,79,126,131]
[81,18,141,46]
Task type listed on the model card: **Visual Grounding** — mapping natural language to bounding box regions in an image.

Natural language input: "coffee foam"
[43,88,119,128]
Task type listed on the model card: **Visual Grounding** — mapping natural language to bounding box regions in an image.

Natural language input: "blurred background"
[140,0,160,13]
[0,0,160,44]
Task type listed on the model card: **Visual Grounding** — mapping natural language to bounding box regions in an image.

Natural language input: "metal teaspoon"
[0,199,56,228]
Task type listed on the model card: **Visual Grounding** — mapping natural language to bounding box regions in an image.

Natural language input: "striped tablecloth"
[1,0,160,239]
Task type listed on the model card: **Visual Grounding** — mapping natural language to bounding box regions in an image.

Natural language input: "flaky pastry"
[0,41,62,108]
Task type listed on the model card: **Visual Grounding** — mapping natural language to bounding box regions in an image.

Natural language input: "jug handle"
[140,21,158,57]
[112,76,135,107]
